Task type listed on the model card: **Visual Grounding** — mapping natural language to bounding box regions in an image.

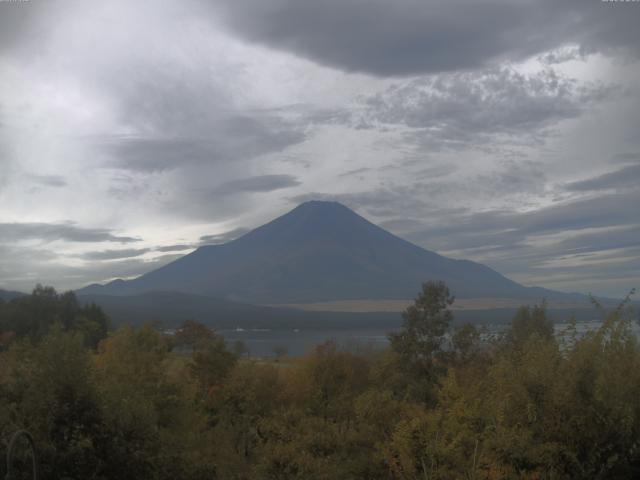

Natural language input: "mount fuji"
[78,201,569,304]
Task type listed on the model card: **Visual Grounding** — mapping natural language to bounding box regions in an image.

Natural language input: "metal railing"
[4,430,39,480]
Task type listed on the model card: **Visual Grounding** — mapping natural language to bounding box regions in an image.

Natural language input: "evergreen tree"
[388,280,454,403]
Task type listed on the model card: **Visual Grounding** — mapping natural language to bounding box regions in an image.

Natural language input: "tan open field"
[266,298,592,313]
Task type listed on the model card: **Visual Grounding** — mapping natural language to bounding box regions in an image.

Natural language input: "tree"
[94,324,173,478]
[0,285,109,348]
[388,281,454,403]
[189,335,237,401]
[451,323,482,364]
[172,319,215,353]
[233,340,249,358]
[94,324,211,479]
[273,345,288,361]
[298,340,370,422]
[0,327,105,479]
[504,302,554,349]
[207,361,284,478]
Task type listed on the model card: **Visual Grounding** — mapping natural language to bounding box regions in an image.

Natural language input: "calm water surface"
[217,320,640,357]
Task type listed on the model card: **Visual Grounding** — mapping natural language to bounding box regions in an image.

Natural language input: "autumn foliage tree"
[0,285,109,348]
[388,280,455,404]
[1,283,639,479]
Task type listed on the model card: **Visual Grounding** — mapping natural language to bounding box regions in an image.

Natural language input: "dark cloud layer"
[612,152,640,164]
[384,189,640,284]
[0,0,638,296]
[404,190,640,248]
[555,225,640,256]
[28,174,67,188]
[0,223,141,244]
[79,248,151,261]
[91,50,307,173]
[564,164,640,192]
[215,175,301,194]
[0,245,183,293]
[155,244,193,253]
[102,120,304,173]
[0,1,46,55]
[210,0,640,76]
[199,227,250,245]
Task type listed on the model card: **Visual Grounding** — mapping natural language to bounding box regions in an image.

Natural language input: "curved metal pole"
[5,430,38,480]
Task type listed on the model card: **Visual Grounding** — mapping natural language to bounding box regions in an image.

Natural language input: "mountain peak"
[294,200,350,211]
[286,200,357,220]
[240,199,379,246]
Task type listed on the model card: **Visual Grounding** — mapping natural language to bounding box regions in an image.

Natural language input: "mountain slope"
[78,201,568,303]
[0,289,27,301]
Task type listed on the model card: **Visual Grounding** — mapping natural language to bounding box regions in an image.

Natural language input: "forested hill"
[0,289,26,301]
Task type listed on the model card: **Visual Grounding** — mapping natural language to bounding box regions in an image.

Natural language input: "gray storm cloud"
[209,0,640,76]
[0,0,638,296]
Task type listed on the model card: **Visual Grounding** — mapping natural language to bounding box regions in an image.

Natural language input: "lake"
[217,319,640,357]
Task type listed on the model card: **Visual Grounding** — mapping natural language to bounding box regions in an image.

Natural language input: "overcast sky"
[0,0,639,297]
